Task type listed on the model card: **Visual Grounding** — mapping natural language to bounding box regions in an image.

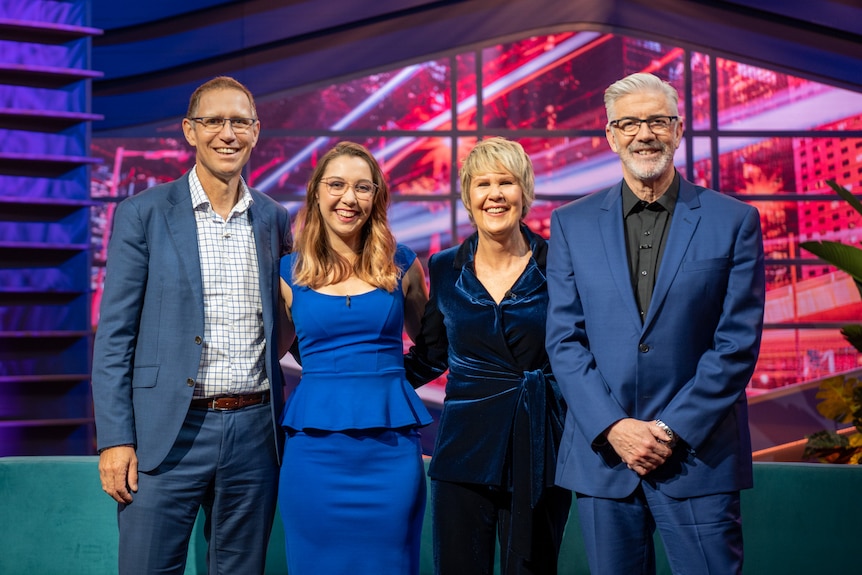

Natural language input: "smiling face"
[182,87,259,187]
[316,154,376,251]
[468,168,525,240]
[606,89,682,186]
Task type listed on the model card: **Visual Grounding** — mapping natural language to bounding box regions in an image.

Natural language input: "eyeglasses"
[320,178,378,198]
[189,117,257,133]
[609,115,679,136]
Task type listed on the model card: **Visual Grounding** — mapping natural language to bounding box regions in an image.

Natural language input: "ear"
[182,118,197,147]
[669,118,684,152]
[605,125,619,154]
[249,120,261,148]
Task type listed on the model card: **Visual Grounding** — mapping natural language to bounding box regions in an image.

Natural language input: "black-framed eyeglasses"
[609,115,679,136]
[189,117,257,133]
[320,178,378,198]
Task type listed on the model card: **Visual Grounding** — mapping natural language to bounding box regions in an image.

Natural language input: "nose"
[217,120,237,137]
[635,121,656,138]
[339,185,359,202]
[484,182,504,197]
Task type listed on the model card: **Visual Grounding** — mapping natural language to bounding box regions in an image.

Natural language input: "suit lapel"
[643,179,701,329]
[164,176,204,307]
[249,196,274,331]
[599,185,643,331]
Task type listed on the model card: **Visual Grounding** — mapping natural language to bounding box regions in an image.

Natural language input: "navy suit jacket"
[546,175,765,499]
[91,172,292,472]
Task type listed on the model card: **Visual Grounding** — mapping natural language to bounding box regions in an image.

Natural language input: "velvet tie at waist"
[446,362,563,561]
[509,368,561,562]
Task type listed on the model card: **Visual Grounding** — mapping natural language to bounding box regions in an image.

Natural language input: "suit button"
[639,344,650,353]
[186,378,195,387]
[194,336,202,345]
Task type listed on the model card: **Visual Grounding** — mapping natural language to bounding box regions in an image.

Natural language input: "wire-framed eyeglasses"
[320,178,378,198]
[609,115,679,136]
[189,117,258,133]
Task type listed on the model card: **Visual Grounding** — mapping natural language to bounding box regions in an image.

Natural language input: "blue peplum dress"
[278,244,432,575]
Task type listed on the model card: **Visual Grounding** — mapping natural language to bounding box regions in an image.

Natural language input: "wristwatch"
[654,419,677,447]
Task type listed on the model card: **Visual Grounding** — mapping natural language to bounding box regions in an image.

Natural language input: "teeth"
[215,148,237,154]
[336,210,355,217]
[486,207,507,213]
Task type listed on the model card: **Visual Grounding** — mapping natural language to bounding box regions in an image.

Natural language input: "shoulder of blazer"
[122,175,190,210]
[429,242,462,275]
[680,178,756,217]
[555,182,621,219]
[249,188,282,210]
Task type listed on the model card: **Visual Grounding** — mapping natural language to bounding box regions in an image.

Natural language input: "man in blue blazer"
[92,76,292,574]
[546,73,765,574]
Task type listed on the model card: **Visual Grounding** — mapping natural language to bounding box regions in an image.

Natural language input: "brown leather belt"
[190,392,270,411]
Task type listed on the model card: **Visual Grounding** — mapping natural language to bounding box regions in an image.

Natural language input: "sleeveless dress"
[278,244,433,575]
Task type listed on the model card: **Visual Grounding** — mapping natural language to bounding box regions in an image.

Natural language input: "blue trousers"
[117,403,279,574]
[576,483,743,575]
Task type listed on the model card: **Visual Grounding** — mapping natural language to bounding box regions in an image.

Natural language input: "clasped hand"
[605,418,674,476]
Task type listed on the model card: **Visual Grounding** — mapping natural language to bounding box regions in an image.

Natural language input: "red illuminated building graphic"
[89,33,862,391]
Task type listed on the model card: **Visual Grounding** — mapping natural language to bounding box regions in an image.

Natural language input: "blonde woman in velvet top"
[406,137,571,574]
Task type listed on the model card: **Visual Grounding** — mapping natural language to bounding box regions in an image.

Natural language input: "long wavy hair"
[292,141,399,291]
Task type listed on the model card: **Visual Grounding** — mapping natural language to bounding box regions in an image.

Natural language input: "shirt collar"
[188,167,254,214]
[622,171,680,217]
[453,223,547,270]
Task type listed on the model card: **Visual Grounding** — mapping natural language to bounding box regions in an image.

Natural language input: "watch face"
[654,420,676,446]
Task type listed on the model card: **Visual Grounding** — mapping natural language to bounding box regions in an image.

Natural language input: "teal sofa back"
[1,457,859,574]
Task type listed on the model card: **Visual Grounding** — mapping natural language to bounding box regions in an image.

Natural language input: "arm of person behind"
[402,258,428,343]
[277,277,297,361]
[403,258,449,389]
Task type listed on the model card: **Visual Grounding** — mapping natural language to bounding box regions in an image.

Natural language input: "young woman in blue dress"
[278,141,432,574]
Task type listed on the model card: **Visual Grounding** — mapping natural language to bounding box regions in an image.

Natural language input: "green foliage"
[800,241,862,299]
[802,430,860,464]
[799,180,862,320]
[841,325,862,353]
[814,375,862,425]
[800,180,862,463]
[802,375,862,464]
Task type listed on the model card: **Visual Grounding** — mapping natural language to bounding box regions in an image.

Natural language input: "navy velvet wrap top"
[405,227,565,503]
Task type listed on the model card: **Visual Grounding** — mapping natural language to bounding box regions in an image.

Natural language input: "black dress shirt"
[622,172,680,321]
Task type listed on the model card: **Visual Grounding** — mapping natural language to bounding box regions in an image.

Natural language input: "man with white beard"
[546,72,765,575]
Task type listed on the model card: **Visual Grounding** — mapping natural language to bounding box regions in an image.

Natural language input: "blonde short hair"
[459,137,535,220]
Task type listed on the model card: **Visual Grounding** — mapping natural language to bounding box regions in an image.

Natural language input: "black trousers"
[431,478,572,575]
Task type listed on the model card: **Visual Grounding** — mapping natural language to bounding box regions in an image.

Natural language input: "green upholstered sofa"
[1,456,859,574]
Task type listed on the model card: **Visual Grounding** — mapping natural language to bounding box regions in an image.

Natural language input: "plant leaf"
[799,240,862,283]
[825,179,862,219]
[815,376,860,424]
[803,430,854,463]
[841,324,862,354]
[848,433,862,448]
[805,429,849,448]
